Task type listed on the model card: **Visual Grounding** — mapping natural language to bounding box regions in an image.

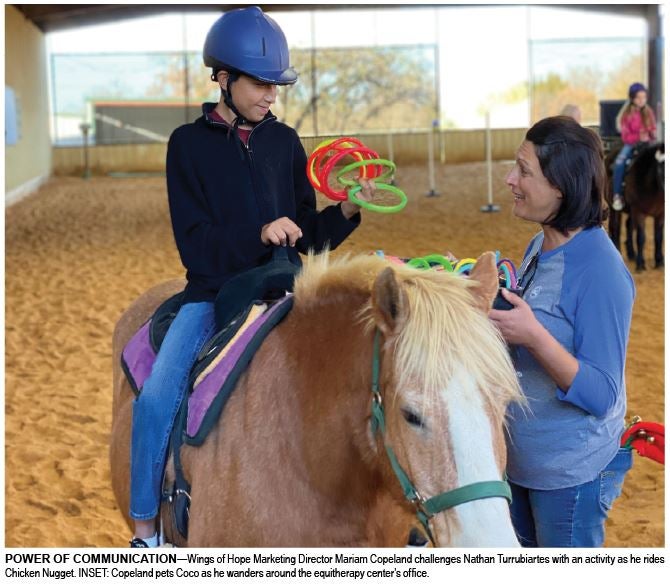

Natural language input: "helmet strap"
[220,72,251,127]
[213,71,249,161]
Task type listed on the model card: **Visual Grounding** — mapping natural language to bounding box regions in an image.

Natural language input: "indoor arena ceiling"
[14,4,657,34]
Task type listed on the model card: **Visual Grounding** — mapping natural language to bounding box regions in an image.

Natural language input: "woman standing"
[490,116,635,547]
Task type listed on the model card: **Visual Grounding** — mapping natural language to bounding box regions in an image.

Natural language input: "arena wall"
[52,128,528,176]
[5,5,52,202]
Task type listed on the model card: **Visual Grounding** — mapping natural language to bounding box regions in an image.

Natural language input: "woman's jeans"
[130,301,216,520]
[510,448,633,547]
[612,144,634,196]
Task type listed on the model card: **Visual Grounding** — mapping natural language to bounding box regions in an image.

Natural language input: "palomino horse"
[110,252,523,547]
[606,142,665,271]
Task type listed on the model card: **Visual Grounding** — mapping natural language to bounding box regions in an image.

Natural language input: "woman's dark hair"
[526,116,607,232]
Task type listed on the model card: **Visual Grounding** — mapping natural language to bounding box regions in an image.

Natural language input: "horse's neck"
[281,297,390,541]
[627,148,664,202]
[287,297,379,501]
[179,287,413,545]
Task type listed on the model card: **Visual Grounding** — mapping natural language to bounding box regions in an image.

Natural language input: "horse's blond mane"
[294,252,523,423]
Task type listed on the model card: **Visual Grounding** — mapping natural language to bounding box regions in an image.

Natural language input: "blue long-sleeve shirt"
[167,103,360,303]
[506,227,635,489]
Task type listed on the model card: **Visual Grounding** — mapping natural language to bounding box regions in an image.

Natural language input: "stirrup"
[612,195,625,211]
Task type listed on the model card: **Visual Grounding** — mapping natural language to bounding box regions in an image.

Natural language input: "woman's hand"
[490,288,579,391]
[261,217,303,247]
[341,177,376,219]
[488,288,543,347]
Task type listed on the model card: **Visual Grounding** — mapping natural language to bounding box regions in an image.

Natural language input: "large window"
[528,6,647,125]
[47,5,652,144]
[529,38,645,124]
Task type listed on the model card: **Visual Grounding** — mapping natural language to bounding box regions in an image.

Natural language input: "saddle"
[120,247,300,541]
[121,247,300,395]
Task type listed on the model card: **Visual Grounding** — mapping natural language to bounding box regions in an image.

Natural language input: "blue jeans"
[510,448,633,547]
[612,144,634,197]
[130,301,216,520]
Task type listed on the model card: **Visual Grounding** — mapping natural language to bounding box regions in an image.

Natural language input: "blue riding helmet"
[628,82,647,100]
[203,6,297,86]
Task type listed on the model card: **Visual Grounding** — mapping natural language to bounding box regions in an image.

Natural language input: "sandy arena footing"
[4,162,664,547]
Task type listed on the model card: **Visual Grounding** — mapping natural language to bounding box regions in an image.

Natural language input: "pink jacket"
[620,107,657,145]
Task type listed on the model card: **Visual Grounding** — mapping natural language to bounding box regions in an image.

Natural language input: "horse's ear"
[468,252,499,313]
[372,267,409,336]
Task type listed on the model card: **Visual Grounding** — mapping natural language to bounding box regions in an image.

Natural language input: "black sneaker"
[129,537,150,548]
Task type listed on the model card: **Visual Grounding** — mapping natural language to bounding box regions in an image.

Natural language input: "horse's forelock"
[294,253,524,424]
[393,272,524,425]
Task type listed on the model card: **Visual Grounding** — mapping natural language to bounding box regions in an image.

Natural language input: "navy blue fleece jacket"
[166,103,360,303]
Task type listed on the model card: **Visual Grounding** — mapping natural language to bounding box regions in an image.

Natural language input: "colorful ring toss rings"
[307,137,407,213]
[374,250,520,290]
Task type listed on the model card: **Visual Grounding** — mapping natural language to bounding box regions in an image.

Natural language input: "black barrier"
[599,100,626,138]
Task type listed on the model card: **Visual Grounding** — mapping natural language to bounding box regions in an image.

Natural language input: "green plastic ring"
[420,254,454,271]
[407,258,431,269]
[336,159,396,186]
[347,182,407,214]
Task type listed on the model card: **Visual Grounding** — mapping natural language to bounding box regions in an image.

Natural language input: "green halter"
[370,330,512,546]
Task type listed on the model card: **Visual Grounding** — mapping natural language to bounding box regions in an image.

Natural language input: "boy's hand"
[261,217,303,247]
[341,177,376,219]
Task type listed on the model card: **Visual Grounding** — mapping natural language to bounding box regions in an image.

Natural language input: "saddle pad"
[193,302,268,387]
[185,294,294,445]
[121,292,184,397]
[121,320,155,397]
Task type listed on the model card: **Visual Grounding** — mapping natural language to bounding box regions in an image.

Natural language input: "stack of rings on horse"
[307,137,408,213]
[375,250,521,311]
[111,251,525,547]
[377,250,519,285]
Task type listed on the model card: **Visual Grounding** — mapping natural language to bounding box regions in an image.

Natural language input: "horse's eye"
[401,408,424,428]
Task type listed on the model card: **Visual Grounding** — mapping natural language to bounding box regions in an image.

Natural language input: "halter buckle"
[410,490,432,519]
